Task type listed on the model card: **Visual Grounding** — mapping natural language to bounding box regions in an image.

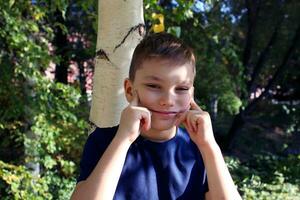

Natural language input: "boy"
[71,33,242,200]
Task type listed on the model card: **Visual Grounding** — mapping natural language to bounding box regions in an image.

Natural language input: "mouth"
[148,106,190,115]
[148,109,178,118]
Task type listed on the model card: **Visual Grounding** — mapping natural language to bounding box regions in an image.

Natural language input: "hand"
[175,99,216,147]
[117,90,151,143]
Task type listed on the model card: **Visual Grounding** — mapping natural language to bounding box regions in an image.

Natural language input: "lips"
[153,110,177,114]
[149,108,176,114]
[149,107,189,115]
[149,109,178,118]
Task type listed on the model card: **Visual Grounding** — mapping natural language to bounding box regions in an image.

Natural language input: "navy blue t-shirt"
[77,126,208,200]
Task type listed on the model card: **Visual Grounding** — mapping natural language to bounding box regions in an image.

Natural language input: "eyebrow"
[144,75,163,81]
[144,75,193,84]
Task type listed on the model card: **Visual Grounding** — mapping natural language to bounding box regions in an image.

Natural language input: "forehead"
[135,58,195,84]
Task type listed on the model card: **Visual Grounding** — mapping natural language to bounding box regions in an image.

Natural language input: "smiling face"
[125,58,195,141]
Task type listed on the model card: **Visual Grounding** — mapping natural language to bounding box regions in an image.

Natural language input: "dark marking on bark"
[96,49,111,63]
[113,23,146,52]
[88,121,97,135]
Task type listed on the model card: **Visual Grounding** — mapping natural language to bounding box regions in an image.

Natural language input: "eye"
[176,87,190,91]
[145,84,161,89]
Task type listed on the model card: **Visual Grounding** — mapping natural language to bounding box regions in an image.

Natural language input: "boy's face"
[125,58,195,133]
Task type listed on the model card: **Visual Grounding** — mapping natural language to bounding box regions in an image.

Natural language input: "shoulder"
[77,125,119,182]
[82,126,119,157]
[83,126,117,155]
[87,126,118,146]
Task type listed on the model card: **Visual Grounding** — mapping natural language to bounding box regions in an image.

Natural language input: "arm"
[178,99,242,200]
[71,133,131,200]
[71,93,151,200]
[200,142,241,200]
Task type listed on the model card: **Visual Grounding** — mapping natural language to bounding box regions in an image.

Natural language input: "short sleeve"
[77,126,118,183]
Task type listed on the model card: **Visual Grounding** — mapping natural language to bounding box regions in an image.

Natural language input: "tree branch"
[244,24,300,114]
[242,0,261,69]
[247,19,283,94]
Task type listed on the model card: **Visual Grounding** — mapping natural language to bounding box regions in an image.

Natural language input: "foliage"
[0,160,76,200]
[0,0,90,199]
[226,154,300,200]
[0,160,51,200]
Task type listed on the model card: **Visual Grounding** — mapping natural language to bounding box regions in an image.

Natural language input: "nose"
[159,91,175,107]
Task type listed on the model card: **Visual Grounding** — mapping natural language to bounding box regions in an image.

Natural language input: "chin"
[151,120,176,131]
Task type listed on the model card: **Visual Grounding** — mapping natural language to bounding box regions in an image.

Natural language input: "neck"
[141,126,177,142]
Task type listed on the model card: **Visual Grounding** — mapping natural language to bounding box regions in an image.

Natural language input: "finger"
[130,89,140,106]
[191,117,197,133]
[182,121,193,135]
[188,114,197,133]
[190,98,202,111]
[186,113,193,132]
[140,109,151,132]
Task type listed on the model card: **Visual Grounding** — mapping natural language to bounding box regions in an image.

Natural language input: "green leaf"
[167,26,181,38]
[9,0,15,8]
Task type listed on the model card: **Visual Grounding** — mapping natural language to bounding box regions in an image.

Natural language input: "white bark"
[90,0,144,128]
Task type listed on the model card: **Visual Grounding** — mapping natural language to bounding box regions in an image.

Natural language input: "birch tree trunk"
[90,0,145,128]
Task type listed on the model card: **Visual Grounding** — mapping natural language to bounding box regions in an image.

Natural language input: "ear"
[124,78,134,102]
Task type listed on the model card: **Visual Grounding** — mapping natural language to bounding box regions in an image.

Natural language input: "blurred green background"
[0,0,299,199]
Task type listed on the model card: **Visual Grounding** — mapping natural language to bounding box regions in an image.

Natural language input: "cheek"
[179,94,192,109]
[137,89,157,106]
